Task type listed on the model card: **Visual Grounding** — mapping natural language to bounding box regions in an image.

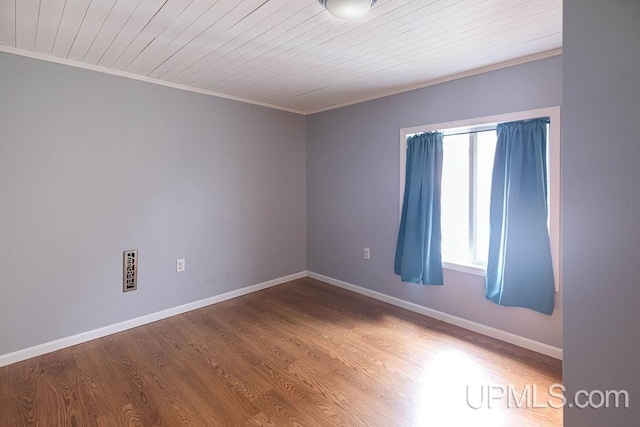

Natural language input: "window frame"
[399,107,562,292]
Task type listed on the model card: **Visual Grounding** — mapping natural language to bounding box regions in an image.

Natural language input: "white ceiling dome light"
[319,0,378,20]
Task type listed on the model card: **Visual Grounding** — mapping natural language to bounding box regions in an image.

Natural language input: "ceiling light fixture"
[318,0,377,20]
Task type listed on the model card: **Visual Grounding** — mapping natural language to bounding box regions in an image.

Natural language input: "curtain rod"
[408,117,550,139]
[407,127,496,138]
[442,127,497,138]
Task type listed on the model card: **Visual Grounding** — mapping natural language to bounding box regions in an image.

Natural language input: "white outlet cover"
[177,258,185,272]
[364,248,371,259]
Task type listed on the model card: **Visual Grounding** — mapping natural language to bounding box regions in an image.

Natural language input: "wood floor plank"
[95,403,143,427]
[72,340,132,417]
[0,277,562,426]
[259,388,322,427]
[0,365,8,427]
[40,348,97,426]
[253,360,362,427]
[7,357,44,425]
[245,411,280,427]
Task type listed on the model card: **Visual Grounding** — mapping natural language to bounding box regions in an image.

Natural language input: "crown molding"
[0,45,562,116]
[0,45,305,115]
[305,48,563,115]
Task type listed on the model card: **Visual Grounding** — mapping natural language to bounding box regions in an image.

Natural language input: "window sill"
[442,261,486,277]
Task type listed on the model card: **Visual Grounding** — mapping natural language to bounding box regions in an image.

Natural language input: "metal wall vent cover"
[123,250,138,292]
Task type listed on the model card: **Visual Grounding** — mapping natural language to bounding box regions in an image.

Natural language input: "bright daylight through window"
[399,108,560,289]
[440,129,498,267]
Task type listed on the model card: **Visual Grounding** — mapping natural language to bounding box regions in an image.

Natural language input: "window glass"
[441,133,469,263]
[441,130,496,266]
[473,131,497,264]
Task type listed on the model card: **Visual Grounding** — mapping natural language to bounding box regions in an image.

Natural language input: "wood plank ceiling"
[0,0,562,114]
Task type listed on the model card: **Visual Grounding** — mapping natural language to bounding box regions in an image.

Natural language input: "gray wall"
[307,56,563,348]
[563,0,640,424]
[0,53,306,356]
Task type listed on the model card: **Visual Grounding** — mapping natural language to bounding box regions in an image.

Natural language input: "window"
[439,128,499,267]
[399,108,561,290]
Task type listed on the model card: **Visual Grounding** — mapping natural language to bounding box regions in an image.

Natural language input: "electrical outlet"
[364,247,371,260]
[177,258,185,272]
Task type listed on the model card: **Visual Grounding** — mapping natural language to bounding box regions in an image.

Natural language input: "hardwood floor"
[0,278,562,426]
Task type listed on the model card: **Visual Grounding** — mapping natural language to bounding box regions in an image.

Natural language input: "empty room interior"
[0,0,638,426]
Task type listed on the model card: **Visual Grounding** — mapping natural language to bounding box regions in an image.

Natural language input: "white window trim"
[399,107,562,292]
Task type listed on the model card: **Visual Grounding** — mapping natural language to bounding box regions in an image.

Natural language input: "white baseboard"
[1,270,562,367]
[306,271,563,360]
[0,271,306,368]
